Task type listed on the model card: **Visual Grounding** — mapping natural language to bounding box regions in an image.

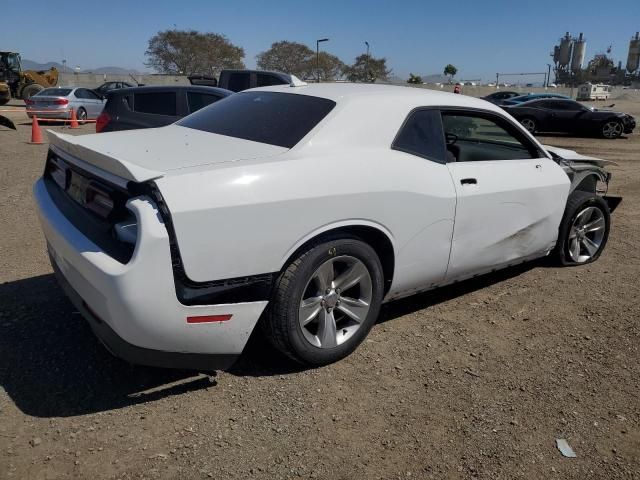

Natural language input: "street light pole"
[316,38,329,83]
[365,41,370,82]
[546,63,552,88]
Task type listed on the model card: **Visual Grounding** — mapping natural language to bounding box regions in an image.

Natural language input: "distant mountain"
[22,59,140,75]
[21,60,64,71]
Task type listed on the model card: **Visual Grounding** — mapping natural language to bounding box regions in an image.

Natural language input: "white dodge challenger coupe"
[34,83,617,370]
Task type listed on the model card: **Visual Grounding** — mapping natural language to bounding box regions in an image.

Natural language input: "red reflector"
[186,314,233,324]
[25,99,34,105]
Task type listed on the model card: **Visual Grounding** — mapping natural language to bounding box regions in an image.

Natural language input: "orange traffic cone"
[69,108,79,129]
[30,116,44,144]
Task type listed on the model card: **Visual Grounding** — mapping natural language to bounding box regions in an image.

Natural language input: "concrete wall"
[58,73,190,88]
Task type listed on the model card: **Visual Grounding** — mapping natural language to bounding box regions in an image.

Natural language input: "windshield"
[178,91,336,148]
[38,88,72,96]
[2,53,21,70]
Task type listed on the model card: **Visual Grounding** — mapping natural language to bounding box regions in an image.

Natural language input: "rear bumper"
[27,109,71,119]
[51,256,239,371]
[34,178,267,371]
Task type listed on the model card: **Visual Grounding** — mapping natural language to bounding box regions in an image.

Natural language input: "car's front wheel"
[602,120,623,139]
[555,191,610,266]
[264,236,384,366]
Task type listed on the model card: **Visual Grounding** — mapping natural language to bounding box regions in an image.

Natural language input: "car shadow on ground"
[1,261,540,418]
[0,274,216,418]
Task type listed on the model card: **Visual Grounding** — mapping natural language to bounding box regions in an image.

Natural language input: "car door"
[548,100,589,133]
[84,89,105,117]
[442,109,570,281]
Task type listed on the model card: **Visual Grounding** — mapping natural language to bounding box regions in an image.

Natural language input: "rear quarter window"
[133,92,177,116]
[178,91,335,148]
[187,92,223,113]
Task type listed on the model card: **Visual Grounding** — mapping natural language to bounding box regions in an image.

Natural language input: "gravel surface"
[1,95,639,479]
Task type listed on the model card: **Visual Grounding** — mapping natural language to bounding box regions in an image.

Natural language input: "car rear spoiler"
[47,130,164,183]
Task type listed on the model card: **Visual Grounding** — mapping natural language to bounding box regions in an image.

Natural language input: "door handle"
[460,178,477,185]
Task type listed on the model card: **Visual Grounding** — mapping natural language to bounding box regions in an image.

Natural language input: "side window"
[133,92,177,116]
[86,89,101,100]
[441,112,540,162]
[227,73,250,92]
[256,73,287,87]
[187,92,222,113]
[74,89,88,99]
[559,100,584,111]
[392,109,446,163]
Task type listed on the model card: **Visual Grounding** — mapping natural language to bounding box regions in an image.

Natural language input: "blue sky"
[3,0,639,81]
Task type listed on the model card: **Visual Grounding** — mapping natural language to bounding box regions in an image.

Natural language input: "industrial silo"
[627,32,640,73]
[553,45,560,64]
[571,33,586,71]
[558,32,573,67]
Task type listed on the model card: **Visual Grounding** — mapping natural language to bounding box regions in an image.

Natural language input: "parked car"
[482,90,522,104]
[96,85,232,133]
[218,69,291,92]
[501,93,571,106]
[35,84,617,371]
[94,81,136,98]
[25,87,105,121]
[503,98,636,138]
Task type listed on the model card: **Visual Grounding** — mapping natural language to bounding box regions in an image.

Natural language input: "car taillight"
[54,98,69,105]
[25,98,35,106]
[96,112,111,133]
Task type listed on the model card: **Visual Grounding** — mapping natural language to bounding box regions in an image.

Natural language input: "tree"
[145,29,245,75]
[316,52,346,81]
[344,54,392,82]
[407,73,422,84]
[443,64,458,83]
[256,41,315,78]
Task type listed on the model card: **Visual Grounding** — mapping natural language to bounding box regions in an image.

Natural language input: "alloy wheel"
[298,255,372,349]
[568,206,606,263]
[602,121,622,139]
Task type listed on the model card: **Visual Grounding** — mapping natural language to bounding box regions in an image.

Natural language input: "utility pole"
[365,41,370,82]
[316,38,329,83]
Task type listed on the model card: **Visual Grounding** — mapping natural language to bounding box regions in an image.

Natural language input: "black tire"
[21,84,44,100]
[519,117,537,134]
[555,191,610,266]
[76,107,87,124]
[601,119,623,139]
[263,236,384,366]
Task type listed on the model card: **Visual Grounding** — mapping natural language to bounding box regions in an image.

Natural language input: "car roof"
[249,82,504,113]
[109,85,233,96]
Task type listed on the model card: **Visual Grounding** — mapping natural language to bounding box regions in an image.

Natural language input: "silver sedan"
[26,87,105,121]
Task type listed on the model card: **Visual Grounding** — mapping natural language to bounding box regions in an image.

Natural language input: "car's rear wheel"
[520,117,537,134]
[602,120,623,139]
[75,107,88,125]
[555,191,610,266]
[264,236,384,366]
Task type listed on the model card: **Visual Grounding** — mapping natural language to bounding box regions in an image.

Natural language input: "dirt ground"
[0,93,639,480]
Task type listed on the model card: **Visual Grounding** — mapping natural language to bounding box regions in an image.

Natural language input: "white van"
[577,83,611,101]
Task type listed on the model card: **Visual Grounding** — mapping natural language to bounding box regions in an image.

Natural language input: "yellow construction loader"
[0,51,58,106]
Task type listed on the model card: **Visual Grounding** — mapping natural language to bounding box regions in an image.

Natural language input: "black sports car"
[503,99,635,139]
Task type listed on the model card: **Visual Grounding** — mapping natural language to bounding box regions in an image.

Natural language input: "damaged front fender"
[543,144,621,212]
